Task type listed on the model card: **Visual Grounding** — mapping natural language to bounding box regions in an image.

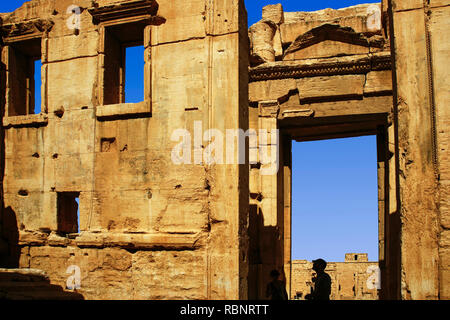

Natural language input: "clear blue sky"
[2,0,378,262]
[292,137,378,262]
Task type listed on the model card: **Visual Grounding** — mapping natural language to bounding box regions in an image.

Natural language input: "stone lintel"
[96,101,151,120]
[297,74,366,101]
[88,0,163,25]
[2,114,49,128]
[18,231,203,250]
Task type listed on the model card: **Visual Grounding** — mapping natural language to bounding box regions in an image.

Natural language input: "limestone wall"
[0,0,249,300]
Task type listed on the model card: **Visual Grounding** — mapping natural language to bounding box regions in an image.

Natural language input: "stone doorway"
[289,134,380,300]
[247,109,401,300]
[278,114,400,300]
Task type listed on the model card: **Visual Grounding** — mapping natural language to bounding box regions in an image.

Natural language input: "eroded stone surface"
[0,0,448,301]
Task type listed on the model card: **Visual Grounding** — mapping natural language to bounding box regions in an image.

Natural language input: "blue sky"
[292,137,378,262]
[2,0,378,262]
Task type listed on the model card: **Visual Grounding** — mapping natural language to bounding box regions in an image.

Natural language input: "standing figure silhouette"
[305,259,332,300]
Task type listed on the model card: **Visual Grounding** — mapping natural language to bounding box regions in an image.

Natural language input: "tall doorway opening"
[291,136,380,300]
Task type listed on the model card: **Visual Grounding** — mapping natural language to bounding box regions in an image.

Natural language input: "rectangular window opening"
[57,192,80,235]
[103,21,146,105]
[8,38,42,116]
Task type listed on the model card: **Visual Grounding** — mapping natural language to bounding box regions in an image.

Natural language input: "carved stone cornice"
[249,53,391,82]
[0,19,54,43]
[88,0,164,25]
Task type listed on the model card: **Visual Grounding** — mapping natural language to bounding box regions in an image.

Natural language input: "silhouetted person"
[266,269,288,300]
[305,259,331,300]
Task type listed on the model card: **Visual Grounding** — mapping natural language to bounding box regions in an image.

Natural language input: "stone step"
[2,289,84,300]
[0,281,66,292]
[0,268,49,283]
[0,269,84,300]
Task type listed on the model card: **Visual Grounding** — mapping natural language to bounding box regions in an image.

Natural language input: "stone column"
[389,0,443,300]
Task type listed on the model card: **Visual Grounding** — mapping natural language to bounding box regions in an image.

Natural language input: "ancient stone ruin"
[0,0,448,300]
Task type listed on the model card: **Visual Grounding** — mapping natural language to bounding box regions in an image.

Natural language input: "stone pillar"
[427,0,450,301]
[389,0,443,300]
[204,0,249,299]
[0,41,5,260]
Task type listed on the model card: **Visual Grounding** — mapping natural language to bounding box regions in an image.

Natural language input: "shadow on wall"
[248,204,285,300]
[0,207,20,268]
[0,60,15,267]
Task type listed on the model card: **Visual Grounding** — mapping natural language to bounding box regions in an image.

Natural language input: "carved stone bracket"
[258,100,280,118]
[88,0,165,25]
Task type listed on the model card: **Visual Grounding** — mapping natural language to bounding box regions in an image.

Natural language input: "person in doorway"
[266,269,288,300]
[305,258,332,300]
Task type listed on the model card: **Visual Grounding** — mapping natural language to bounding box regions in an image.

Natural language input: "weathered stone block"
[249,78,297,103]
[262,4,284,25]
[151,0,206,45]
[47,31,98,63]
[47,57,98,112]
[391,0,424,12]
[296,75,365,101]
[364,70,393,95]
[284,40,369,60]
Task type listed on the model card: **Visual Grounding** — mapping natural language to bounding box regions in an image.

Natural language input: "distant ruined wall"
[0,0,249,300]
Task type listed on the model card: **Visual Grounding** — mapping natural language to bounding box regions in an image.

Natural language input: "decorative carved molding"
[88,0,165,25]
[0,19,54,42]
[371,54,392,71]
[249,53,391,82]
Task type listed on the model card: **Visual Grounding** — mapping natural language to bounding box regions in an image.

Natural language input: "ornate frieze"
[249,53,391,82]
